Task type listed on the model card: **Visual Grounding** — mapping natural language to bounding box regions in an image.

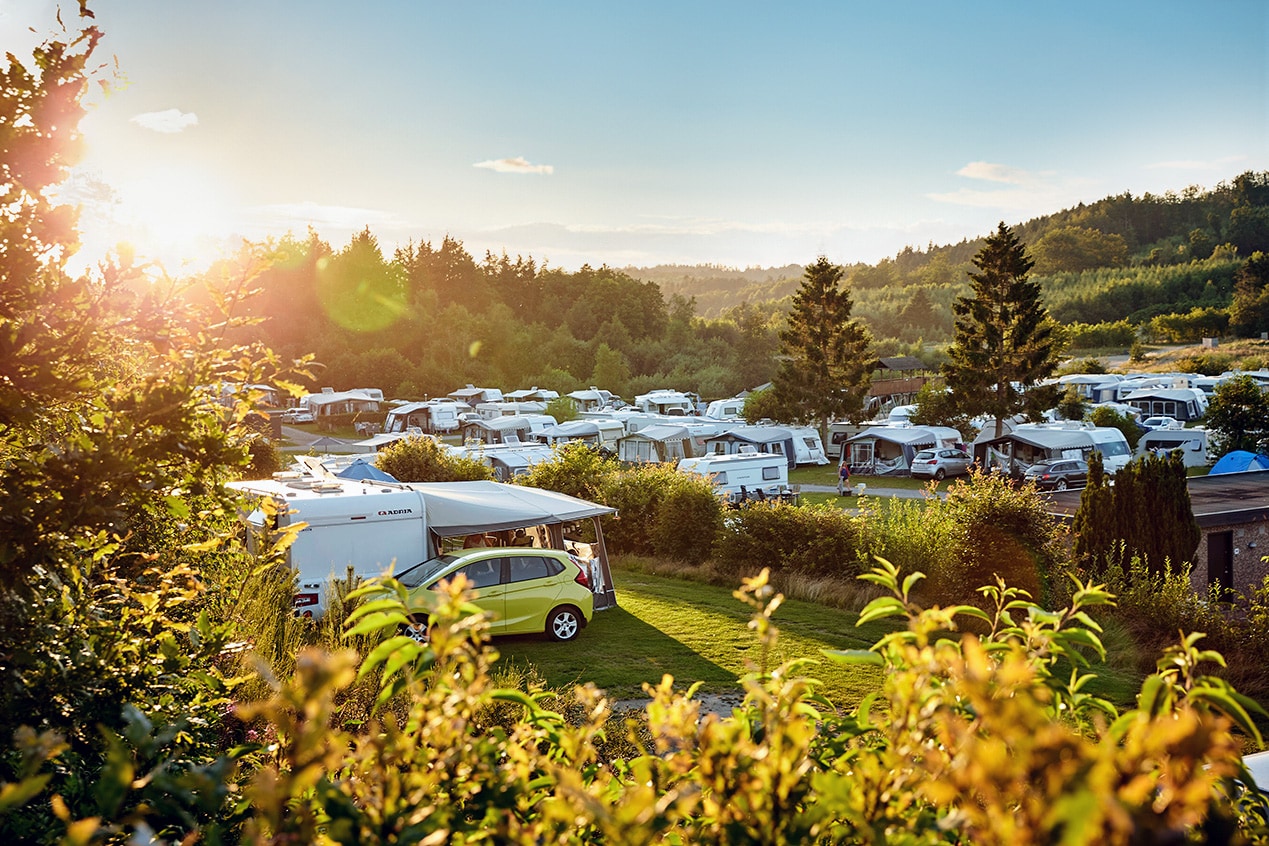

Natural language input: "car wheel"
[547,606,583,642]
[400,619,430,644]
[934,468,946,481]
[1056,479,1068,491]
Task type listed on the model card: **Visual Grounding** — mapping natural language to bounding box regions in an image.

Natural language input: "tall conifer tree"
[944,223,1062,438]
[771,256,872,439]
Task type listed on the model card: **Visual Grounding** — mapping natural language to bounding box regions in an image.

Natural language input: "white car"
[281,408,315,424]
[1141,416,1182,430]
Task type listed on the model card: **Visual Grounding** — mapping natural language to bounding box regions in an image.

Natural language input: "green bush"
[515,441,619,502]
[652,478,724,565]
[855,496,958,590]
[712,501,859,579]
[936,472,1068,607]
[374,434,493,482]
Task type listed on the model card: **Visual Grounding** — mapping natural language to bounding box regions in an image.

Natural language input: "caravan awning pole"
[591,516,618,611]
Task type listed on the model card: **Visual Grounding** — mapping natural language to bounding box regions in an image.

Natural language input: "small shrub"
[515,441,619,502]
[652,478,724,565]
[374,434,493,482]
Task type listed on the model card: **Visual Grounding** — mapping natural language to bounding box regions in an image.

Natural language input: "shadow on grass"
[494,605,740,699]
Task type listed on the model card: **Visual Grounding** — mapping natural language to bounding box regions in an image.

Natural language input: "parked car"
[1023,458,1089,491]
[1141,416,1182,430]
[393,547,594,642]
[910,447,973,481]
[281,408,315,424]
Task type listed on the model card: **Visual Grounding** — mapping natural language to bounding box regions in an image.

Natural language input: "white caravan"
[788,425,829,465]
[677,447,790,503]
[704,396,746,421]
[384,399,464,434]
[1137,428,1211,468]
[228,475,618,618]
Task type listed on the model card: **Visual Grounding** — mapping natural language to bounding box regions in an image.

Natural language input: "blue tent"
[335,458,399,482]
[1209,450,1269,475]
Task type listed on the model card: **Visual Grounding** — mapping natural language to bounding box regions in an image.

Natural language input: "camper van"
[677,448,790,503]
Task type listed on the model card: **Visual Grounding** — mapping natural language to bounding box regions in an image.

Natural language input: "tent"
[408,481,618,609]
[335,458,398,483]
[1210,450,1269,475]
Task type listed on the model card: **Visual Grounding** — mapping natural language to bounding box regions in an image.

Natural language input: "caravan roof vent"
[272,471,306,482]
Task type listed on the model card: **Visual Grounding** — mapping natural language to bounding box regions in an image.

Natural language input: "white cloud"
[473,156,554,175]
[955,161,1046,186]
[130,108,199,133]
[929,162,1095,212]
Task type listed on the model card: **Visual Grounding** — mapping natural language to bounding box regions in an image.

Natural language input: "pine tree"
[943,223,1062,438]
[771,256,872,438]
[1072,452,1200,574]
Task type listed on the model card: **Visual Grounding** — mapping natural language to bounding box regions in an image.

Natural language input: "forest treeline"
[218,173,1269,401]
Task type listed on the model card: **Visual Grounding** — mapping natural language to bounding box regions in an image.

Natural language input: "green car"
[395,547,594,642]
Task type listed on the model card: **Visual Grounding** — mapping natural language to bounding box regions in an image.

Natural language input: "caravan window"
[713,472,728,485]
[762,466,780,481]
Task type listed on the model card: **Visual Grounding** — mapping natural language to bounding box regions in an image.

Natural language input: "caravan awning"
[846,427,939,446]
[985,430,1092,451]
[407,480,615,537]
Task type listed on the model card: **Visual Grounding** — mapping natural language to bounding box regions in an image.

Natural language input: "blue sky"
[6,0,1267,271]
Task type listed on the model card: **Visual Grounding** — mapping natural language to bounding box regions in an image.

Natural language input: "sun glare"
[115,165,237,269]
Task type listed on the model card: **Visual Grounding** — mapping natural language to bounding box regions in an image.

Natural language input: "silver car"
[910,448,972,481]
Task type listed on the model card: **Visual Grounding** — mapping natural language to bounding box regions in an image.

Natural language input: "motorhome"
[677,448,790,503]
[228,475,618,617]
[231,476,432,618]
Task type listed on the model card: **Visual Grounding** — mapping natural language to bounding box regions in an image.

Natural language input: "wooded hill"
[627,172,1269,351]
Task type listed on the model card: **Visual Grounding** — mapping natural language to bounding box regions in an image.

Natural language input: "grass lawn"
[790,465,963,493]
[493,562,1143,710]
[494,564,893,704]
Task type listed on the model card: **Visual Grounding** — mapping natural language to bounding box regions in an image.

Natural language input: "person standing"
[837,457,851,496]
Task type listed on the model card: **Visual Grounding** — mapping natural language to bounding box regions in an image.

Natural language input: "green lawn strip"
[790,466,955,493]
[495,567,891,704]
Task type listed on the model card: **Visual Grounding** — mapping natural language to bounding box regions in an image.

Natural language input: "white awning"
[406,480,615,537]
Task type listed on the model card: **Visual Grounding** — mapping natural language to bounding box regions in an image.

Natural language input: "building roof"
[874,356,927,372]
[1044,469,1269,529]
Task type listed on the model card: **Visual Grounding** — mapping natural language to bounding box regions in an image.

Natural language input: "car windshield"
[395,553,463,588]
[915,451,935,460]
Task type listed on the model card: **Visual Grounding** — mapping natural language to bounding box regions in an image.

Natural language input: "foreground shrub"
[712,501,859,579]
[374,434,493,482]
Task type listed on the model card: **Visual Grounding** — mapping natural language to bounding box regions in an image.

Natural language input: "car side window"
[508,555,558,584]
[457,558,504,588]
